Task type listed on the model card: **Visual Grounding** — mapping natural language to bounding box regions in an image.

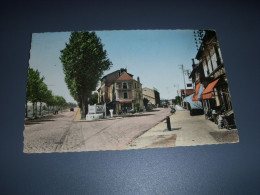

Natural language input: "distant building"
[142,87,160,106]
[160,99,169,108]
[180,89,194,107]
[97,68,143,114]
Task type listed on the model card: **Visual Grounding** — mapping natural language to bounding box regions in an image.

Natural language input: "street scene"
[24,106,238,153]
[24,30,239,153]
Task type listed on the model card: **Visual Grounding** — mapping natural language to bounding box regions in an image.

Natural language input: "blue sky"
[29,30,199,103]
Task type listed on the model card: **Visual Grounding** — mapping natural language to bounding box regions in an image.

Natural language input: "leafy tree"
[60,31,112,119]
[67,102,77,108]
[45,90,54,107]
[38,81,49,115]
[174,96,181,105]
[88,92,98,105]
[25,68,44,117]
[55,96,67,109]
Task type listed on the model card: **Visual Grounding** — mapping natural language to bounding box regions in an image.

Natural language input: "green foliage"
[134,103,140,112]
[67,102,77,108]
[60,31,112,118]
[26,68,44,103]
[53,96,67,107]
[25,67,68,117]
[45,90,54,107]
[174,96,181,104]
[88,92,98,105]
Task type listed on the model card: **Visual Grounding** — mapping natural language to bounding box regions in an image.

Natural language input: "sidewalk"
[73,108,81,121]
[126,110,239,149]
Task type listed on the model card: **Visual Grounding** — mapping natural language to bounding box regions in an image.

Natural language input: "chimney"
[137,76,140,83]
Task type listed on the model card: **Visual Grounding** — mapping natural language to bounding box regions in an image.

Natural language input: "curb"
[73,108,81,121]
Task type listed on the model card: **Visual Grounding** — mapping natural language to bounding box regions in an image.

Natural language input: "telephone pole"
[179,64,187,97]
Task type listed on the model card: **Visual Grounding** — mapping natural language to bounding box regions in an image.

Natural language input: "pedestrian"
[54,108,58,115]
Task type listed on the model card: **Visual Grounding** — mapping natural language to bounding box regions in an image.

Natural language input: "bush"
[134,103,140,112]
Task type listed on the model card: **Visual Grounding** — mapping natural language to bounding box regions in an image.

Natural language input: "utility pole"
[179,64,187,97]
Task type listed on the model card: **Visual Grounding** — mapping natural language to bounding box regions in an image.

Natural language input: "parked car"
[70,107,74,112]
[190,109,204,116]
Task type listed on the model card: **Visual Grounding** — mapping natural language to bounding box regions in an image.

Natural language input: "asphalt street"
[23,108,171,153]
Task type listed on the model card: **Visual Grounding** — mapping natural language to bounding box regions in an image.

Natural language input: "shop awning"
[184,94,203,109]
[119,100,133,103]
[192,82,204,101]
[201,78,220,99]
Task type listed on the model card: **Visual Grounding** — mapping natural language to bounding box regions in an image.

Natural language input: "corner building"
[98,69,143,114]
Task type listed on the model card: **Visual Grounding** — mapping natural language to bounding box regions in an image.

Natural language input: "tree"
[67,102,77,108]
[88,92,98,105]
[38,81,49,115]
[45,90,54,107]
[174,96,181,105]
[26,68,45,118]
[60,31,112,119]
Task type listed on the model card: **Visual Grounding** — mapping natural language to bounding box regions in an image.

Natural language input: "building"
[189,30,235,128]
[97,68,143,114]
[142,87,160,106]
[180,89,194,108]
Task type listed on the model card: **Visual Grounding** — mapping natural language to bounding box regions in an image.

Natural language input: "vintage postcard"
[23,30,239,153]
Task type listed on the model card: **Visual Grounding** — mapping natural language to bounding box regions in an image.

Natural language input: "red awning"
[192,82,201,101]
[119,100,133,103]
[201,78,220,99]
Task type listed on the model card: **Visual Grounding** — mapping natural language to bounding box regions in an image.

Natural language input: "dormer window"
[123,82,127,89]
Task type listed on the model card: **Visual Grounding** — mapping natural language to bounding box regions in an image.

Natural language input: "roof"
[117,72,133,81]
[101,69,134,86]
[195,30,217,60]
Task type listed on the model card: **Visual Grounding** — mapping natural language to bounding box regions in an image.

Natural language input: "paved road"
[23,108,171,153]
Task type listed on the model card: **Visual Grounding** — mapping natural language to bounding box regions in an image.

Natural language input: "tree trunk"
[32,102,35,117]
[80,93,89,120]
[40,102,42,116]
[35,102,38,117]
[25,101,28,118]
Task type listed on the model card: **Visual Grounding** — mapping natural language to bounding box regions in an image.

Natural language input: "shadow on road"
[24,114,66,125]
[25,119,56,125]
[123,113,156,117]
[146,109,161,112]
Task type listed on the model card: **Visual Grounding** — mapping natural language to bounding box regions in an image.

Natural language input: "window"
[123,83,127,89]
[124,92,128,99]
